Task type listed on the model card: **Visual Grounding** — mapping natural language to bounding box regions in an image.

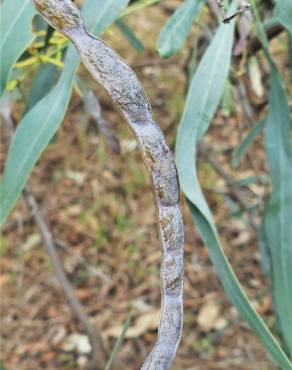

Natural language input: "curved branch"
[31,1,185,369]
[247,23,284,56]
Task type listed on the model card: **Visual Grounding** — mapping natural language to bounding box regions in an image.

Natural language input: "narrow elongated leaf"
[86,0,130,35]
[252,2,292,355]
[26,63,59,112]
[105,314,132,370]
[0,0,130,226]
[259,206,272,277]
[275,0,292,34]
[187,202,292,369]
[176,1,292,368]
[0,48,78,227]
[157,0,205,58]
[115,19,144,52]
[232,119,265,168]
[121,0,159,17]
[263,70,292,357]
[0,0,36,96]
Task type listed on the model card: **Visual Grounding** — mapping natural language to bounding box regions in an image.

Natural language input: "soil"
[1,2,290,370]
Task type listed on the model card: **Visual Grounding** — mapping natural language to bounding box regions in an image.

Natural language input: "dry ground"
[1,2,290,369]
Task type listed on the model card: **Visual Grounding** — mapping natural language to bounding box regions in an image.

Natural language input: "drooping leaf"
[157,0,205,58]
[0,48,78,228]
[275,0,292,34]
[0,0,36,96]
[263,70,292,357]
[187,202,292,370]
[232,119,265,168]
[251,1,292,359]
[115,19,144,52]
[176,1,292,368]
[0,0,130,226]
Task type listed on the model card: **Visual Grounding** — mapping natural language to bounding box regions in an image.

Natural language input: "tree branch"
[1,95,107,370]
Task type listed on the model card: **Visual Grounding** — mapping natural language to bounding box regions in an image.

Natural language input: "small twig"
[23,188,107,369]
[216,1,251,24]
[55,239,112,284]
[217,0,226,19]
[208,0,221,18]
[199,143,249,206]
[132,58,178,69]
[223,3,251,24]
[246,23,285,56]
[237,80,254,126]
[159,3,175,15]
[199,143,257,231]
[83,90,121,155]
[236,79,264,174]
[215,2,284,57]
[75,78,120,154]
[1,95,107,370]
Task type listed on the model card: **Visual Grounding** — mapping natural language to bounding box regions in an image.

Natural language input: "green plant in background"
[0,0,292,369]
[170,0,292,367]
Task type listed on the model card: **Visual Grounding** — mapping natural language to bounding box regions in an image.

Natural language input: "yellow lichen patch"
[33,0,80,31]
[144,145,157,168]
[160,213,176,244]
[160,213,174,230]
[157,183,165,200]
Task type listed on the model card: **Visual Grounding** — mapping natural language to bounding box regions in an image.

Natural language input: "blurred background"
[0,0,291,369]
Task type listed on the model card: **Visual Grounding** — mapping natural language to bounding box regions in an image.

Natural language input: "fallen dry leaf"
[231,231,251,246]
[75,288,92,300]
[63,334,92,354]
[105,309,160,339]
[197,296,226,332]
[0,274,10,287]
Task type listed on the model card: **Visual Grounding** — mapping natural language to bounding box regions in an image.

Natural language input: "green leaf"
[105,313,132,370]
[157,0,205,58]
[232,175,268,187]
[0,0,36,96]
[26,63,59,112]
[121,0,159,17]
[221,80,234,118]
[252,0,292,360]
[275,0,292,34]
[263,70,292,357]
[176,1,292,368]
[0,0,130,227]
[187,202,292,369]
[115,19,144,52]
[176,3,240,246]
[259,209,272,278]
[0,48,78,228]
[232,119,265,168]
[89,0,131,34]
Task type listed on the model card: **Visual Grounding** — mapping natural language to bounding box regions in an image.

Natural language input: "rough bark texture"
[31,1,185,369]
